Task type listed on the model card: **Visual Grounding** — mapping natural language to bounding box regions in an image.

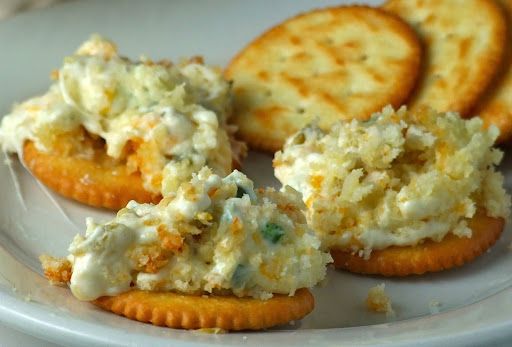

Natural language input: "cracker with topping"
[0,35,243,209]
[275,106,510,276]
[40,168,331,330]
[332,210,504,276]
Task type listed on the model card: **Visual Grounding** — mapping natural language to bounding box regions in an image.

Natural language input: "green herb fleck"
[232,264,249,288]
[261,223,285,243]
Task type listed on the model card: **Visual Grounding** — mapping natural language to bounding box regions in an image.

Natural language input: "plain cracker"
[93,288,314,331]
[473,0,512,143]
[384,0,507,116]
[226,6,422,152]
[331,210,504,276]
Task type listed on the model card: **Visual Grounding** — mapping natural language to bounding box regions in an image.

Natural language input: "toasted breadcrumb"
[366,283,394,316]
[39,254,72,285]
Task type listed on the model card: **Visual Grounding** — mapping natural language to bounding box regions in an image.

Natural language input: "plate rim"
[0,260,512,347]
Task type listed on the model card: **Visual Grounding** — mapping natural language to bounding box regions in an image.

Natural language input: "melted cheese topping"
[274,106,511,253]
[67,167,331,301]
[0,34,233,195]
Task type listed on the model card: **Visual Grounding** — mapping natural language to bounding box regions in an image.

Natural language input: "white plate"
[1,1,512,346]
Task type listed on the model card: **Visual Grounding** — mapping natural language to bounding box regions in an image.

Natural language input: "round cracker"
[226,6,422,152]
[472,0,512,143]
[23,141,161,210]
[331,210,504,276]
[93,288,314,331]
[384,0,507,116]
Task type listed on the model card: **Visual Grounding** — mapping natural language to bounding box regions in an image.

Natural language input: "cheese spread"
[62,167,331,301]
[0,35,234,195]
[274,106,511,254]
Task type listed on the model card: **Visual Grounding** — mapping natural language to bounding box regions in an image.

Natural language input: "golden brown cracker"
[226,6,422,152]
[93,288,314,330]
[384,0,507,116]
[331,210,504,276]
[472,0,512,143]
[23,141,161,210]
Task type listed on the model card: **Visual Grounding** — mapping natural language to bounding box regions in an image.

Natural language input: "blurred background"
[0,0,62,19]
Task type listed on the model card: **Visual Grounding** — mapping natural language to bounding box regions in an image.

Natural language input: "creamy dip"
[274,106,510,255]
[61,167,331,301]
[0,35,235,195]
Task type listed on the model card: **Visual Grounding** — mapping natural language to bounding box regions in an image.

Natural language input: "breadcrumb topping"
[40,254,72,285]
[42,168,331,301]
[366,283,394,316]
[275,106,511,252]
[0,35,236,196]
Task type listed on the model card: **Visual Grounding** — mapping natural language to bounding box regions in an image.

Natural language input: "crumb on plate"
[366,283,394,316]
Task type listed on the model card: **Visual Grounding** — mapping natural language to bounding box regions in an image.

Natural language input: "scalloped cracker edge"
[23,141,161,210]
[331,210,504,276]
[93,288,314,330]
